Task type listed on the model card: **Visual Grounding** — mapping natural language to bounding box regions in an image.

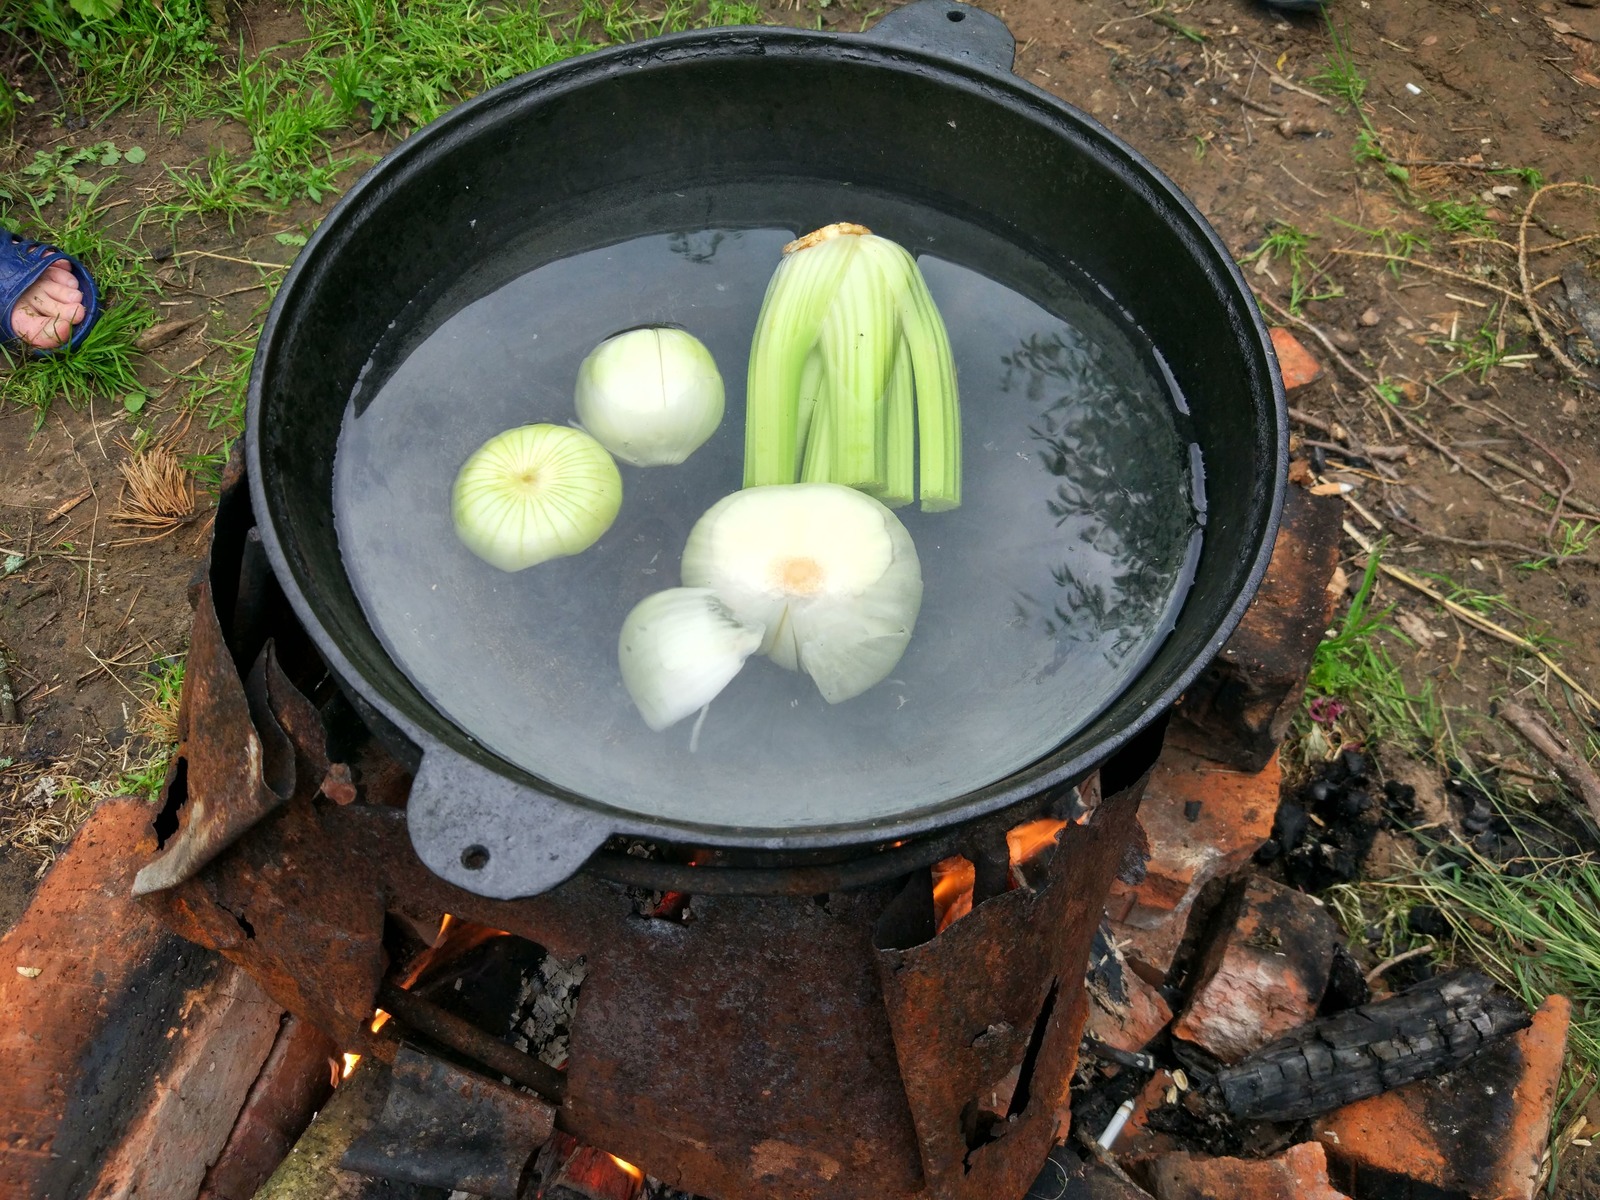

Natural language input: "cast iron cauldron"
[247,0,1287,899]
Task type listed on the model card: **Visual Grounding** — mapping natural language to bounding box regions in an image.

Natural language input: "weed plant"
[1305,551,1442,747]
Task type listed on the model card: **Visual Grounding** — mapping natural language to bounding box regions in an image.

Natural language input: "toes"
[39,276,84,307]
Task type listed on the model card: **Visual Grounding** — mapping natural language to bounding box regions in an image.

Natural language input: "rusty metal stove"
[135,457,1157,1200]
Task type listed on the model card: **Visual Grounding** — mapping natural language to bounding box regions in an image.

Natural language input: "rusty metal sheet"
[873,770,1149,1200]
[141,798,391,1044]
[341,1045,553,1197]
[132,581,292,897]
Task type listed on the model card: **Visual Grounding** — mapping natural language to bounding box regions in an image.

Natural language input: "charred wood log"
[1214,969,1530,1123]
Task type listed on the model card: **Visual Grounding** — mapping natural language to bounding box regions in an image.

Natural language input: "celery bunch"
[743,223,961,512]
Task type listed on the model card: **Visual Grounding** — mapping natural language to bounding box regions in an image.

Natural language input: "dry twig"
[1344,521,1600,711]
[1498,701,1600,826]
[1517,182,1600,386]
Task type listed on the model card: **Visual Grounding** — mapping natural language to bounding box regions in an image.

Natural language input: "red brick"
[1106,748,1280,981]
[198,1013,340,1200]
[1270,327,1325,389]
[1169,485,1344,771]
[1148,1142,1351,1200]
[1315,995,1571,1200]
[1086,957,1173,1055]
[1171,875,1338,1063]
[0,798,284,1200]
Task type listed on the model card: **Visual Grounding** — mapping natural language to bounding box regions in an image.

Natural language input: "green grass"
[1423,198,1497,237]
[14,0,223,120]
[1433,306,1516,384]
[1309,18,1368,112]
[1306,550,1443,746]
[1,302,152,423]
[1239,222,1342,315]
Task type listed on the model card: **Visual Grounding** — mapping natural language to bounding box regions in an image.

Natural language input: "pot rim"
[246,14,1288,858]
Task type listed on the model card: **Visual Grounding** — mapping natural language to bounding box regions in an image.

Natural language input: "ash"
[509,951,588,1069]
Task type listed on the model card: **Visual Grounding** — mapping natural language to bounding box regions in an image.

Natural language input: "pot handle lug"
[862,0,1016,75]
[406,744,613,899]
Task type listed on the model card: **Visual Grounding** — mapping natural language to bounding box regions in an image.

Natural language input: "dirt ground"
[2,0,1599,1188]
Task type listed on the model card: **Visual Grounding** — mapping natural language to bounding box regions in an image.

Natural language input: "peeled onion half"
[680,482,923,703]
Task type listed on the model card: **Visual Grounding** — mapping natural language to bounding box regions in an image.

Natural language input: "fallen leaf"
[1545,16,1591,37]
[16,966,42,978]
[1395,609,1438,650]
[135,316,204,353]
[1574,69,1600,89]
[1327,565,1349,597]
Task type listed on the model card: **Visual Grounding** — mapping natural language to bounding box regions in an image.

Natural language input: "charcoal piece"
[1406,905,1451,939]
[1214,970,1530,1123]
[1317,944,1371,1016]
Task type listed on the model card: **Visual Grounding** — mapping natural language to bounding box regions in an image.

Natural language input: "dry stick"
[1498,701,1600,827]
[1518,182,1600,386]
[1481,450,1600,519]
[1366,943,1436,986]
[1329,248,1557,319]
[1387,512,1545,560]
[1264,297,1579,534]
[1344,520,1600,711]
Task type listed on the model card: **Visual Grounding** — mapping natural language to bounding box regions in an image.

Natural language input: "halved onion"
[618,587,766,730]
[451,424,622,571]
[680,483,923,703]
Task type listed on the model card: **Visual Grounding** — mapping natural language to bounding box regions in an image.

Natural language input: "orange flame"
[341,1052,361,1079]
[608,1155,644,1183]
[395,913,508,990]
[1006,818,1069,870]
[370,1008,391,1034]
[932,856,975,933]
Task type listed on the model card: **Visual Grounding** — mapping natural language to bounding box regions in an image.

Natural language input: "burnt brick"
[1169,485,1344,771]
[1148,1143,1351,1200]
[1171,875,1339,1064]
[1315,995,1570,1200]
[0,798,283,1200]
[1106,749,1279,982]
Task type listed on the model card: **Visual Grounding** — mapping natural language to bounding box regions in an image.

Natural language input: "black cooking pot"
[248,0,1287,900]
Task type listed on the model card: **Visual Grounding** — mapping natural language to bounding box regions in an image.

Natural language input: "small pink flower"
[1308,696,1347,726]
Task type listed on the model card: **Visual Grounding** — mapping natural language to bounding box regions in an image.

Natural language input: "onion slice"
[618,588,766,730]
[681,483,923,703]
[451,424,622,571]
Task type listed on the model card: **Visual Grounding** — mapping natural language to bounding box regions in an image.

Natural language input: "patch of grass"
[18,0,223,120]
[1239,222,1342,314]
[1336,217,1431,279]
[1520,519,1600,571]
[1390,849,1600,1080]
[1307,550,1443,745]
[1423,198,1497,237]
[1,302,153,424]
[148,148,275,233]
[1433,306,1515,384]
[0,140,146,208]
[1309,18,1368,111]
[180,330,256,483]
[116,655,184,801]
[307,0,604,131]
[218,53,353,205]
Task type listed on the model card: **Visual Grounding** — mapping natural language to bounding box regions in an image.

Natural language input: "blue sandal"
[0,233,101,355]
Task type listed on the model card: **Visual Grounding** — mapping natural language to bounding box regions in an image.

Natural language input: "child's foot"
[3,236,99,355]
[12,259,87,350]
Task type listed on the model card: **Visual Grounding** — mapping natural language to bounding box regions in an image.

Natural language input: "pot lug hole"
[861,0,1016,74]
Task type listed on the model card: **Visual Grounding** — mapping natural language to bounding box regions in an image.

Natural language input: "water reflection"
[1004,329,1197,663]
[668,230,729,264]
